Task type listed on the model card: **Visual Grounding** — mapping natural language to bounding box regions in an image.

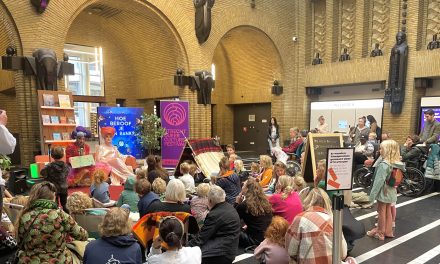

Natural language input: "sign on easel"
[325,148,354,191]
[302,133,343,183]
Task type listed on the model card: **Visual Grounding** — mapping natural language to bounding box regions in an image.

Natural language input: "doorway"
[233,103,271,154]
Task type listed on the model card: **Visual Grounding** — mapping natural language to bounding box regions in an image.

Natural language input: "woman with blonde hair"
[83,207,142,263]
[367,139,404,240]
[285,188,348,263]
[147,179,191,214]
[235,177,272,247]
[16,182,88,263]
[268,176,303,223]
[254,216,290,264]
[258,155,273,188]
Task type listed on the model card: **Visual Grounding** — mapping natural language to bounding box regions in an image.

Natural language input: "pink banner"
[160,101,190,168]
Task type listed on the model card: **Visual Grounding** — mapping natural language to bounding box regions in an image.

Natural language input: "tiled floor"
[233,151,440,264]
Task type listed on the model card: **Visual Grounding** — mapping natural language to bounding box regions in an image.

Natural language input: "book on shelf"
[50,116,60,124]
[68,117,76,124]
[60,116,67,124]
[58,94,71,108]
[62,132,70,140]
[52,132,62,141]
[43,94,55,107]
[41,115,50,124]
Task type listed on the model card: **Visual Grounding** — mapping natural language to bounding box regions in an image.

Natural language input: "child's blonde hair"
[93,170,106,185]
[380,139,401,164]
[196,183,211,198]
[234,160,244,172]
[180,162,190,174]
[277,176,294,200]
[229,154,237,162]
[292,175,306,192]
[259,155,273,169]
[189,163,198,176]
[369,132,377,140]
[250,162,259,174]
[152,178,166,195]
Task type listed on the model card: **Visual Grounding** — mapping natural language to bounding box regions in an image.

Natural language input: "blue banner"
[97,107,144,159]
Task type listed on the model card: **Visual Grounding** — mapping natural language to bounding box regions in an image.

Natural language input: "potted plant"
[135,113,167,155]
[0,154,11,175]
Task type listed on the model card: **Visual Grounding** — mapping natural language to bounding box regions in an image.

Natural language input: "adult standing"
[316,116,329,134]
[0,110,16,217]
[267,117,280,152]
[188,186,240,264]
[366,115,381,141]
[419,109,440,145]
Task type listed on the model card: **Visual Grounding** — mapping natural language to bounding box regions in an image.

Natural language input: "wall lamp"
[272,80,283,95]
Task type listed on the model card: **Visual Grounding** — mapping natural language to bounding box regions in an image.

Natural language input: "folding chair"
[3,202,24,224]
[72,209,109,239]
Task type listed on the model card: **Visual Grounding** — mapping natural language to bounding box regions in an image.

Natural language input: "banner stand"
[332,193,344,263]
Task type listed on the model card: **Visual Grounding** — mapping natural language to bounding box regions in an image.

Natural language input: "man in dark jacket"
[189,186,240,264]
[40,146,70,213]
[420,109,440,145]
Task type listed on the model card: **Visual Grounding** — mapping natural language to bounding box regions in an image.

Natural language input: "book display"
[38,91,76,154]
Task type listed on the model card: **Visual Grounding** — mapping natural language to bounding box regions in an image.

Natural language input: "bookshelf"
[37,90,76,154]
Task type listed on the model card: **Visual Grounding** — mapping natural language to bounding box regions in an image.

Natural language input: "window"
[64,44,104,96]
[74,102,100,137]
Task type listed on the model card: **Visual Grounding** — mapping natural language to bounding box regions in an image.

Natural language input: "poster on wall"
[160,101,190,168]
[97,107,144,159]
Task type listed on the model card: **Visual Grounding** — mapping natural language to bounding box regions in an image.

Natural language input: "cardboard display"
[325,148,354,191]
[302,133,343,183]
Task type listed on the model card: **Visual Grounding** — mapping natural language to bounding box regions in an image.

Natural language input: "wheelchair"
[353,154,427,197]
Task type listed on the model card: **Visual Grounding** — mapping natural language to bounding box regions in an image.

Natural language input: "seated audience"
[214,157,241,204]
[16,182,88,263]
[229,154,238,170]
[90,170,112,204]
[179,162,196,195]
[234,159,249,184]
[268,176,302,223]
[292,176,308,201]
[265,161,287,194]
[84,207,142,264]
[235,178,273,247]
[147,155,169,184]
[136,178,159,218]
[226,144,241,160]
[285,188,347,263]
[254,216,289,264]
[282,127,301,153]
[146,216,201,264]
[67,191,107,216]
[147,179,191,214]
[191,183,211,227]
[354,135,374,166]
[40,146,70,213]
[250,162,261,178]
[401,135,424,167]
[189,186,240,264]
[117,176,139,212]
[258,155,274,188]
[152,178,167,201]
[154,155,170,183]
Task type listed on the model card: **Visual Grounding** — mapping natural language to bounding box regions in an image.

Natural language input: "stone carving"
[427,34,440,50]
[340,0,356,56]
[371,0,390,54]
[427,0,440,48]
[385,32,408,114]
[194,0,215,44]
[313,0,326,62]
[370,43,383,57]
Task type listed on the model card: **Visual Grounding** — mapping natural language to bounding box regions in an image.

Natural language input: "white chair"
[73,208,109,239]
[92,198,116,208]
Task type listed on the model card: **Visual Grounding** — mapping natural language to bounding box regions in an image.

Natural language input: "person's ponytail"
[164,231,182,249]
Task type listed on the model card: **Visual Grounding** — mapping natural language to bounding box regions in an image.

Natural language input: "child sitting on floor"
[117,175,139,212]
[190,183,211,227]
[179,162,195,195]
[90,170,114,206]
[152,178,166,201]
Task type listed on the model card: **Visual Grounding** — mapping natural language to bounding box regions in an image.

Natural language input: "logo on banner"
[163,103,187,126]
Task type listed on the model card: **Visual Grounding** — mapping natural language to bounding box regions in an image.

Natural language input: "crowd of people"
[0,109,439,264]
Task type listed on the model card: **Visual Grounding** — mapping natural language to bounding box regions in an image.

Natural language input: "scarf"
[29,199,58,210]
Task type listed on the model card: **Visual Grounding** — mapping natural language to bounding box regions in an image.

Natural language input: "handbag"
[6,212,41,264]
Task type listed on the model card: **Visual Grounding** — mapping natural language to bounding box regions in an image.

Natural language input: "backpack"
[386,167,403,187]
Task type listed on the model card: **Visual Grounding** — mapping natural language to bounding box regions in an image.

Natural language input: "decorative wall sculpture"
[194,0,215,44]
[312,0,326,63]
[340,0,356,58]
[426,0,440,48]
[371,0,390,55]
